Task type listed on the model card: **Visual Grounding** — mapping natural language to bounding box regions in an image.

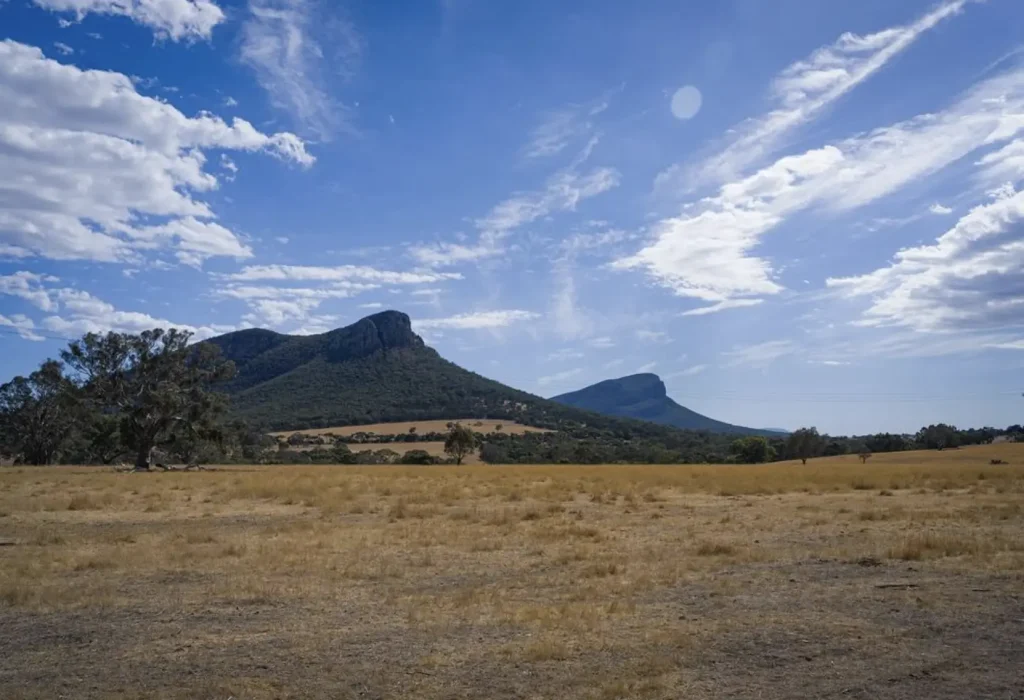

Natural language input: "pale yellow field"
[271,418,548,437]
[1,444,1022,699]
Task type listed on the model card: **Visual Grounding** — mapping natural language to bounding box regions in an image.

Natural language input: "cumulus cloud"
[618,66,1024,304]
[0,40,312,265]
[33,0,225,41]
[659,0,969,190]
[929,202,954,215]
[0,313,44,341]
[0,272,233,340]
[241,0,362,138]
[413,310,540,330]
[827,184,1024,333]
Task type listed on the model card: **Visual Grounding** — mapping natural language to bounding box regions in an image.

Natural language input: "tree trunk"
[801,458,807,465]
[134,443,154,471]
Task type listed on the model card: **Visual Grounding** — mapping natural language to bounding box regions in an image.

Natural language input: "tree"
[730,436,775,464]
[61,329,235,470]
[444,423,477,465]
[401,449,434,465]
[786,427,824,464]
[858,451,872,464]
[0,360,78,465]
[915,424,959,450]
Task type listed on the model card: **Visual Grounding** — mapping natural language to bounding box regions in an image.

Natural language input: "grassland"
[1,444,1023,699]
[271,418,548,438]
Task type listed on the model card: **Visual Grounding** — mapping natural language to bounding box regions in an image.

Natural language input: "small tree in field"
[786,427,825,465]
[444,423,477,465]
[61,329,234,470]
[858,451,872,464]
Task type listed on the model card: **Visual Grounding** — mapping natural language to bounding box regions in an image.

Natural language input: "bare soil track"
[1,445,1023,699]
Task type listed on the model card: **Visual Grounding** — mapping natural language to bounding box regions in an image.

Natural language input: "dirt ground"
[1,445,1022,699]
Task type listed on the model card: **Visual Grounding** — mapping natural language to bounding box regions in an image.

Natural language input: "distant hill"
[551,373,773,436]
[205,311,695,436]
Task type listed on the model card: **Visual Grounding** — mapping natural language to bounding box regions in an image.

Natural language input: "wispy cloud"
[666,364,708,378]
[929,202,954,215]
[618,66,1024,305]
[723,340,797,368]
[226,264,460,285]
[658,0,970,191]
[240,0,362,138]
[413,310,539,331]
[682,299,764,316]
[537,367,584,387]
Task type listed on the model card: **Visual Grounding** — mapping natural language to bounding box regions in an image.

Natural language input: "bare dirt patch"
[1,445,1023,699]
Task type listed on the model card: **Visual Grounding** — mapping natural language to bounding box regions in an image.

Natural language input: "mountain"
[205,311,656,434]
[551,373,771,436]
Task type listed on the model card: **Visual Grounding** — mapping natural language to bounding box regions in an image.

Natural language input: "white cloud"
[929,202,954,215]
[275,236,290,244]
[665,364,708,378]
[635,329,670,343]
[52,41,73,55]
[660,0,969,189]
[989,339,1024,350]
[827,185,1024,333]
[602,358,624,370]
[620,66,1024,303]
[0,273,233,341]
[224,96,238,107]
[0,313,44,341]
[546,348,585,362]
[0,40,312,265]
[216,282,377,326]
[723,340,797,368]
[0,271,59,311]
[220,154,238,180]
[241,0,362,138]
[33,0,225,41]
[588,336,614,349]
[682,298,764,316]
[358,302,383,309]
[537,367,583,388]
[636,361,657,373]
[226,264,460,285]
[413,310,539,331]
[43,288,234,340]
[410,287,442,296]
[811,360,851,366]
[523,109,580,159]
[412,165,620,266]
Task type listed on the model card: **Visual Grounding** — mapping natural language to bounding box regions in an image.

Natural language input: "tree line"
[1,328,1020,467]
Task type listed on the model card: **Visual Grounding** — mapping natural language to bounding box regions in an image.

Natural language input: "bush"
[401,449,435,465]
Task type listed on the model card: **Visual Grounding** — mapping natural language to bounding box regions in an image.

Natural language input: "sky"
[0,0,1022,435]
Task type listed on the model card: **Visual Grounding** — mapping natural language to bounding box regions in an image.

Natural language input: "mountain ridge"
[551,373,773,436]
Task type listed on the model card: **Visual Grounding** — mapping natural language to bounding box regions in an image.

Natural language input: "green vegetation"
[551,373,776,436]
[444,423,477,465]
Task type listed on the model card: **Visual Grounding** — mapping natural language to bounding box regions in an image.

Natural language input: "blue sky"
[1,0,1022,434]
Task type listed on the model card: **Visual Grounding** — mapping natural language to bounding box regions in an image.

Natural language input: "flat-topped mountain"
[551,373,772,436]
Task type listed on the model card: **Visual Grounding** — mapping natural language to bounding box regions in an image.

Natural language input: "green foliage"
[551,373,774,436]
[915,423,960,450]
[400,449,435,465]
[0,360,78,465]
[444,423,477,465]
[61,329,235,468]
[730,436,775,464]
[785,427,824,464]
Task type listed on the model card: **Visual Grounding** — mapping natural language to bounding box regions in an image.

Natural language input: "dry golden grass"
[0,443,1022,699]
[271,418,548,438]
